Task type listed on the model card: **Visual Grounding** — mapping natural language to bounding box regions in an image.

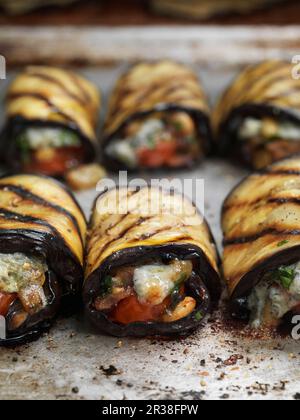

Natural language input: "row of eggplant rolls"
[1,153,300,345]
[1,60,300,190]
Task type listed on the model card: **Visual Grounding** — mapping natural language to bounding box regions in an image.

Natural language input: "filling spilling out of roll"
[84,186,221,337]
[2,66,101,177]
[102,61,211,171]
[0,174,86,345]
[222,156,300,331]
[214,60,300,170]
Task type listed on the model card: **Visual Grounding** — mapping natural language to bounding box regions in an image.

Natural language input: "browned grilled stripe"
[228,61,289,106]
[109,76,202,120]
[134,224,186,242]
[224,228,300,246]
[223,196,300,212]
[0,208,80,263]
[260,169,300,176]
[89,188,143,238]
[26,71,88,107]
[0,184,84,246]
[88,216,151,257]
[7,92,77,125]
[219,62,287,112]
[68,71,92,104]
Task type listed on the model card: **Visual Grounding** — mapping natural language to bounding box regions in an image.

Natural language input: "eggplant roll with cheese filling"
[0,174,86,345]
[222,156,300,330]
[214,60,300,169]
[102,61,211,171]
[84,186,221,337]
[1,66,100,177]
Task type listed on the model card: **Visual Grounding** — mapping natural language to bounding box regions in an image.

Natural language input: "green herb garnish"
[275,266,295,290]
[16,134,31,164]
[170,272,189,308]
[58,129,80,147]
[277,240,289,248]
[100,275,113,297]
[195,311,203,321]
[172,121,184,132]
[146,134,157,150]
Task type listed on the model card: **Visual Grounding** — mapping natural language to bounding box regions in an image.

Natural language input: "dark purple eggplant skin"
[0,271,61,347]
[102,105,212,172]
[83,244,221,338]
[216,103,300,167]
[0,116,97,172]
[232,246,300,301]
[230,246,300,314]
[0,227,83,346]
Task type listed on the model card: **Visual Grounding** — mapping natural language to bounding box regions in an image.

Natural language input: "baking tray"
[0,27,300,400]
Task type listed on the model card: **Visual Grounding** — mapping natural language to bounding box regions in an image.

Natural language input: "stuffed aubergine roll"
[1,66,100,177]
[0,174,86,345]
[102,61,211,171]
[84,186,221,337]
[214,60,300,169]
[222,156,300,331]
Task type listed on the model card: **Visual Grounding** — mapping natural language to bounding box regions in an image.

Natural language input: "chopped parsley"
[170,272,189,308]
[277,240,289,248]
[100,275,113,297]
[16,134,31,163]
[275,266,295,290]
[172,121,184,132]
[195,311,203,321]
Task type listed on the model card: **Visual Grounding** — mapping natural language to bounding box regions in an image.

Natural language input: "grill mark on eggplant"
[224,228,300,246]
[129,224,189,242]
[25,71,88,106]
[30,174,87,222]
[242,72,295,103]
[0,184,84,246]
[7,92,77,125]
[217,62,286,114]
[89,188,143,239]
[224,196,300,212]
[261,169,300,176]
[0,208,80,263]
[112,75,200,110]
[107,72,205,123]
[67,72,91,104]
[215,61,296,129]
[90,217,151,258]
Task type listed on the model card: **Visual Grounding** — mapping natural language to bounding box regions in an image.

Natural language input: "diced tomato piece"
[111,294,169,325]
[137,141,178,168]
[137,147,165,168]
[0,292,17,317]
[23,146,85,177]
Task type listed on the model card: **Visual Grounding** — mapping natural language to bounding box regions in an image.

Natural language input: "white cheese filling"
[239,118,300,142]
[106,119,164,169]
[133,260,192,306]
[18,127,80,150]
[248,262,300,328]
[0,253,48,314]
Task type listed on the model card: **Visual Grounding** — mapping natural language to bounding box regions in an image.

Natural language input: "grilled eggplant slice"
[84,186,221,337]
[222,156,300,331]
[1,66,101,178]
[0,174,86,345]
[102,60,211,171]
[214,60,300,169]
